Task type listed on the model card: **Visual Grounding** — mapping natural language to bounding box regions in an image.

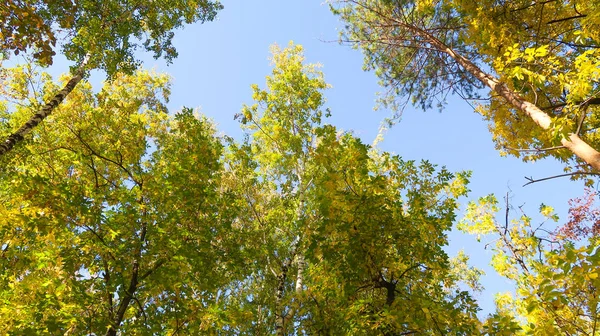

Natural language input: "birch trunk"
[0,54,90,156]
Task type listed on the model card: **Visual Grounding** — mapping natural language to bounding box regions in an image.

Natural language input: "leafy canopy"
[0,42,483,335]
[333,0,600,174]
[0,67,241,334]
[459,191,600,335]
[1,0,223,74]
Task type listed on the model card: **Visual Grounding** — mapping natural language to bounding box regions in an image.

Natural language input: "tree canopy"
[333,0,600,175]
[1,0,222,71]
[2,1,600,334]
[0,0,222,156]
[0,43,482,335]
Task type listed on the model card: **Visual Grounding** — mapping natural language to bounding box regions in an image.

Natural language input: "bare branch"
[504,145,566,153]
[523,171,600,186]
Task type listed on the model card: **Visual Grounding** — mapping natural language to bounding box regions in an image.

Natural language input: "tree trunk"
[0,54,90,156]
[274,261,290,336]
[295,254,305,294]
[275,159,308,335]
[105,261,139,336]
[105,221,146,336]
[274,252,306,336]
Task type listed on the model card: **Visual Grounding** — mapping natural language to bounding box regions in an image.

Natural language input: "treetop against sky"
[1,0,599,334]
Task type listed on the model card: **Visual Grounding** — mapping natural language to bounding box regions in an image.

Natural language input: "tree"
[459,192,600,334]
[0,0,223,156]
[332,0,600,175]
[0,68,243,335]
[215,43,481,335]
[0,42,483,335]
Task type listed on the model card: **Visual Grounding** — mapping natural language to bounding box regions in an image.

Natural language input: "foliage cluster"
[0,45,481,335]
[2,0,600,334]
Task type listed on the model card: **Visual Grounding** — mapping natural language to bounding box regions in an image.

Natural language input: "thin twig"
[523,171,600,186]
[504,145,566,153]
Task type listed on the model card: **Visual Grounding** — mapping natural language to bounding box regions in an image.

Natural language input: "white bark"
[0,54,91,156]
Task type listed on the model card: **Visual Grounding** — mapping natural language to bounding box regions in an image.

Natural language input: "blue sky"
[46,0,585,316]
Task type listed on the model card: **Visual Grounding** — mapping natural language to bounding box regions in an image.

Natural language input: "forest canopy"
[1,1,600,335]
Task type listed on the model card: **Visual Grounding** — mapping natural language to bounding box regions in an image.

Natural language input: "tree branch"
[523,171,600,186]
[0,54,90,156]
[541,97,600,111]
[546,14,587,25]
[504,145,566,153]
[133,296,147,324]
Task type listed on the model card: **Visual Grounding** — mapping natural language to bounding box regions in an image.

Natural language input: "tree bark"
[105,260,139,336]
[274,259,291,336]
[295,254,305,294]
[0,54,90,156]
[275,184,306,335]
[274,249,306,336]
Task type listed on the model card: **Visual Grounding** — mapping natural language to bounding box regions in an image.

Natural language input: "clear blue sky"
[48,0,585,317]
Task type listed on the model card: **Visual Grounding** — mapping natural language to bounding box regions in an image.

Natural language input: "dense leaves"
[0,69,241,334]
[0,43,482,334]
[221,44,481,334]
[0,0,222,157]
[460,191,600,334]
[4,1,600,334]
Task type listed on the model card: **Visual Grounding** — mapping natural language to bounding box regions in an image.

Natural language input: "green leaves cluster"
[459,192,600,334]
[0,0,223,158]
[0,43,482,335]
[5,0,600,333]
[1,0,223,74]
[333,0,600,174]
[0,68,239,334]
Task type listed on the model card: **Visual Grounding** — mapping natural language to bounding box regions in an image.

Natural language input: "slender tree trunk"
[386,13,600,170]
[105,220,146,336]
[105,260,139,336]
[286,174,308,328]
[295,254,305,294]
[274,250,306,336]
[274,260,290,336]
[273,154,310,335]
[0,54,90,156]
[275,183,307,335]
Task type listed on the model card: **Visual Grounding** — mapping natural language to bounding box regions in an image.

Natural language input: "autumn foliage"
[558,189,600,240]
[2,0,600,334]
